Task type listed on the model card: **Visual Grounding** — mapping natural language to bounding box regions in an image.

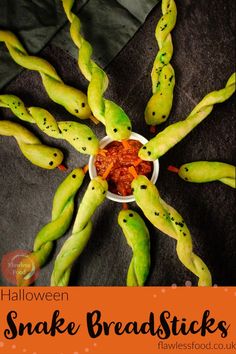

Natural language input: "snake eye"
[88,137,92,140]
[152,112,156,116]
[142,146,147,150]
[123,219,127,223]
[129,213,133,217]
[92,186,95,190]
[113,128,118,133]
[72,174,76,179]
[127,126,131,130]
[140,185,147,189]
[81,102,86,107]
[49,161,53,166]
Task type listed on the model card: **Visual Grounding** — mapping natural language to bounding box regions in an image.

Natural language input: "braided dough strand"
[61,0,132,140]
[118,209,151,286]
[16,169,85,286]
[0,120,63,169]
[0,94,99,155]
[0,30,92,120]
[132,175,212,286]
[51,176,108,286]
[139,72,236,161]
[145,0,177,126]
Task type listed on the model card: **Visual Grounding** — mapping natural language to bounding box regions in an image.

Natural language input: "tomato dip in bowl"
[89,132,159,202]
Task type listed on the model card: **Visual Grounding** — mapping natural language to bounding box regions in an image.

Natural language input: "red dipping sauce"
[95,140,153,196]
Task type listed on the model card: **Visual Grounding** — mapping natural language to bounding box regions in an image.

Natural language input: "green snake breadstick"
[16,168,86,286]
[0,94,99,155]
[131,174,212,286]
[51,176,108,286]
[145,0,177,126]
[61,0,132,140]
[0,120,63,169]
[168,161,236,188]
[118,209,151,286]
[139,72,236,161]
[0,30,92,120]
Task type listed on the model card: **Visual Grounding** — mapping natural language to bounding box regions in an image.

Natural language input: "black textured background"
[0,0,235,287]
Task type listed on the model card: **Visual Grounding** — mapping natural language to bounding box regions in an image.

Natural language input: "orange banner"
[0,287,235,354]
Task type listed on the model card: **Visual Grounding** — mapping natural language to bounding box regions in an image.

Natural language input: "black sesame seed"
[129,213,134,217]
[53,153,57,157]
[92,187,95,190]
[113,128,118,133]
[141,185,147,189]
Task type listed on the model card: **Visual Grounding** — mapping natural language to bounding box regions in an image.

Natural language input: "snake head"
[138,140,156,161]
[87,176,108,203]
[58,121,99,156]
[104,100,132,140]
[20,144,64,169]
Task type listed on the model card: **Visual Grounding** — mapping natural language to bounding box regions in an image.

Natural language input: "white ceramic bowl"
[89,132,159,203]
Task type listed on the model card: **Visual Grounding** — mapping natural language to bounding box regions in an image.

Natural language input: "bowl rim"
[88,132,159,203]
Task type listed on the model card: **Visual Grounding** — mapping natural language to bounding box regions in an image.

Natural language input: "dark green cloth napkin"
[0,0,159,89]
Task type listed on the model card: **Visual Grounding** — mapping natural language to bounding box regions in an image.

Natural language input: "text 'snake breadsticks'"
[118,209,151,286]
[0,30,92,120]
[139,73,236,161]
[0,94,99,156]
[131,175,212,286]
[0,120,63,169]
[17,168,86,286]
[61,0,132,140]
[168,161,236,188]
[145,0,177,127]
[51,176,108,286]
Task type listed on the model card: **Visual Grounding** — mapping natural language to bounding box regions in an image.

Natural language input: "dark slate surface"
[0,0,235,287]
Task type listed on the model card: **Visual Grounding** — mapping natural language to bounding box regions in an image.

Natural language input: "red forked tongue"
[150,125,156,134]
[168,165,180,173]
[57,164,67,172]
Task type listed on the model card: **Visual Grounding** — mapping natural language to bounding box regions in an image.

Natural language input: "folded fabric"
[0,0,159,89]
